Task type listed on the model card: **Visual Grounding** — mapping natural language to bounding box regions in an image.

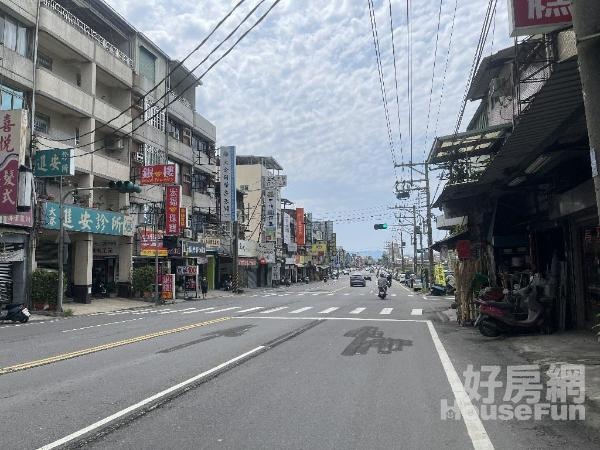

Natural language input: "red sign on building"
[456,240,472,260]
[140,164,177,185]
[509,0,572,36]
[161,274,175,299]
[295,207,305,245]
[0,111,26,215]
[165,185,181,235]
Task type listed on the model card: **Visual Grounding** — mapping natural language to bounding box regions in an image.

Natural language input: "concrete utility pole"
[232,220,239,292]
[399,231,405,272]
[412,204,417,274]
[425,163,434,287]
[572,1,600,223]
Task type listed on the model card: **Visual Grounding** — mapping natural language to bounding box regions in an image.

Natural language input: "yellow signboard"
[140,249,168,257]
[311,242,327,256]
[434,264,446,286]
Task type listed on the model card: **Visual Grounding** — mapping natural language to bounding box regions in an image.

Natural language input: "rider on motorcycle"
[377,273,388,292]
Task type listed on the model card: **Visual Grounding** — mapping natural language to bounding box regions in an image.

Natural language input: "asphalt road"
[1,276,597,449]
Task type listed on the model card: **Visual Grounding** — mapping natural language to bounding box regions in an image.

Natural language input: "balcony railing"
[41,0,134,68]
[169,91,192,110]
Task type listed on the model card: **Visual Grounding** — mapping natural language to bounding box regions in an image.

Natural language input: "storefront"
[0,211,32,304]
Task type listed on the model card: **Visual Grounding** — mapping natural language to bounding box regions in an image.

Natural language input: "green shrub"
[132,266,155,295]
[32,269,67,306]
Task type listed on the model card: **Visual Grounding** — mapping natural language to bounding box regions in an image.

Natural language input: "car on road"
[413,279,423,291]
[350,273,366,287]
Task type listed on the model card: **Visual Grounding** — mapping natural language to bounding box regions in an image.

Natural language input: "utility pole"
[412,204,417,274]
[232,220,239,292]
[399,231,405,272]
[419,217,425,286]
[425,163,434,287]
[571,1,600,223]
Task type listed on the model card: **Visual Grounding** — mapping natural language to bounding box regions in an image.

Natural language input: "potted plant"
[105,281,117,298]
[132,266,155,298]
[32,269,67,311]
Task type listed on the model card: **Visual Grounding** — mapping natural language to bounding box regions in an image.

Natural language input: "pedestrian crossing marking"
[411,309,423,315]
[290,307,313,314]
[237,306,264,313]
[206,307,241,314]
[350,307,366,314]
[318,307,339,314]
[380,308,393,315]
[260,306,288,314]
[182,307,216,314]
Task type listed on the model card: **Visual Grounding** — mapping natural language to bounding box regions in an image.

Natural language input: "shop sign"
[264,229,276,242]
[139,230,167,256]
[196,255,208,264]
[288,242,297,252]
[43,202,134,236]
[238,239,258,257]
[165,185,181,235]
[0,209,33,228]
[295,254,306,265]
[456,240,472,259]
[238,258,257,267]
[34,148,74,177]
[176,265,198,275]
[179,207,188,229]
[285,257,295,265]
[295,208,305,245]
[219,146,236,222]
[168,245,182,257]
[161,273,175,299]
[199,235,221,251]
[508,0,572,36]
[93,241,118,256]
[257,242,275,263]
[262,174,287,189]
[140,164,177,185]
[0,109,27,215]
[182,240,205,257]
[311,242,327,256]
[283,213,291,245]
[434,264,446,286]
[0,248,24,262]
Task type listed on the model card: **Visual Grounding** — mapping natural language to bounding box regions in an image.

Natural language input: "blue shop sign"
[42,202,134,236]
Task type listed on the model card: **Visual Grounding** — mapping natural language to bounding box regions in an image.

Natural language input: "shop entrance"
[92,258,116,295]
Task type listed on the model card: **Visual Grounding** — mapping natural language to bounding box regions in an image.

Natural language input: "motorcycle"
[323,276,328,283]
[0,302,30,323]
[304,276,309,284]
[93,280,107,297]
[378,286,387,299]
[284,278,291,287]
[223,279,233,291]
[474,284,552,337]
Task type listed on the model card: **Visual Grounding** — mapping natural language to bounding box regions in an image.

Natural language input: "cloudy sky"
[106,0,512,253]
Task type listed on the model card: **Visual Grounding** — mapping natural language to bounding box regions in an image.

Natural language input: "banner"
[161,274,175,299]
[219,146,236,222]
[283,212,291,245]
[238,239,258,257]
[179,207,188,229]
[262,174,287,189]
[43,202,134,236]
[295,208,305,245]
[165,185,181,235]
[176,265,198,276]
[140,164,177,185]
[0,110,27,215]
[508,0,572,36]
[311,242,327,256]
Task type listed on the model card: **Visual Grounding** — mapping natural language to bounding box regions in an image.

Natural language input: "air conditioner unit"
[105,137,124,150]
[183,229,192,239]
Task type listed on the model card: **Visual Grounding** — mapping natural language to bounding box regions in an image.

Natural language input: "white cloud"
[105,0,513,252]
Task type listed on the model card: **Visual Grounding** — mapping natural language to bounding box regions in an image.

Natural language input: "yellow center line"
[0,317,231,375]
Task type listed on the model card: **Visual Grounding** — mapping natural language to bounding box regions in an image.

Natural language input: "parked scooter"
[304,276,309,284]
[323,276,328,283]
[223,279,233,291]
[93,280,107,297]
[0,302,30,323]
[474,283,551,337]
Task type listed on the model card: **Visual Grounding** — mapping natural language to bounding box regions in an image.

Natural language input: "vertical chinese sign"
[161,273,175,299]
[295,208,305,245]
[0,110,27,215]
[165,185,181,236]
[219,146,236,222]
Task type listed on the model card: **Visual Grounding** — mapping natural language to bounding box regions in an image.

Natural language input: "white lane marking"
[298,294,305,296]
[37,346,265,450]
[318,307,339,314]
[260,306,288,314]
[278,294,285,297]
[205,307,241,314]
[290,307,313,314]
[237,307,264,313]
[327,293,334,296]
[408,294,414,297]
[158,310,181,315]
[343,293,350,296]
[411,309,423,316]
[391,294,397,297]
[237,316,422,322]
[61,318,145,333]
[426,321,493,450]
[349,307,366,314]
[251,294,258,298]
[360,293,365,296]
[380,308,393,315]
[312,293,320,296]
[422,296,428,300]
[181,307,216,314]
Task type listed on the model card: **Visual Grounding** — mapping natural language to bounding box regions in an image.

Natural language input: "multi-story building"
[0,0,216,303]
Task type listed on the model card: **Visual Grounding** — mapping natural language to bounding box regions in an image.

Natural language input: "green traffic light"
[382,223,388,229]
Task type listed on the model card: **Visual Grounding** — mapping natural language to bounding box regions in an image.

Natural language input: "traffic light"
[373,223,388,230]
[109,180,142,193]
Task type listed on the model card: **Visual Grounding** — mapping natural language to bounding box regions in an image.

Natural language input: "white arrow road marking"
[290,307,313,314]
[411,309,423,315]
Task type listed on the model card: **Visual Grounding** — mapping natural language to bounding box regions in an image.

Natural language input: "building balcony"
[0,45,34,89]
[193,191,214,208]
[95,98,132,134]
[5,0,39,24]
[168,92,194,127]
[168,136,193,165]
[132,118,166,148]
[36,68,93,116]
[193,112,216,142]
[40,0,134,69]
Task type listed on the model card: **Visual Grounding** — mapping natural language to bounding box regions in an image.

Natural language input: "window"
[3,17,17,52]
[74,128,80,145]
[139,46,156,84]
[143,144,166,165]
[0,84,24,110]
[167,118,181,141]
[1,15,28,57]
[37,53,53,70]
[34,113,50,134]
[143,97,165,131]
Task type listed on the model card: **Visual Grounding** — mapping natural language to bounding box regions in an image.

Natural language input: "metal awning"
[431,230,470,252]
[431,181,493,209]
[427,124,512,164]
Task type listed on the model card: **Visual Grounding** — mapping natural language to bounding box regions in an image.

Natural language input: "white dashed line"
[411,309,423,315]
[237,307,264,313]
[318,307,339,314]
[61,317,145,332]
[260,306,288,314]
[181,307,216,314]
[349,307,366,314]
[290,307,313,314]
[206,307,241,314]
[380,308,393,315]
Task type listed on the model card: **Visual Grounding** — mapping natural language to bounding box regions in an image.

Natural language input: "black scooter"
[378,286,387,299]
[0,302,30,323]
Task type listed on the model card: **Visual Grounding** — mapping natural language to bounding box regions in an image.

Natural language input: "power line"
[406,0,413,183]
[387,0,404,171]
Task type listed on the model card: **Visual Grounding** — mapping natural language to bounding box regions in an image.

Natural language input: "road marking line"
[237,307,264,313]
[251,294,258,298]
[237,316,423,322]
[0,317,230,376]
[426,321,493,449]
[312,293,320,296]
[327,293,334,296]
[408,294,414,297]
[206,307,241,314]
[290,307,313,314]
[298,294,305,296]
[181,307,216,314]
[36,345,264,450]
[391,294,397,297]
[343,293,350,296]
[260,306,288,314]
[380,308,393,315]
[411,309,423,315]
[157,310,180,315]
[349,307,366,314]
[61,318,145,333]
[318,307,339,314]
